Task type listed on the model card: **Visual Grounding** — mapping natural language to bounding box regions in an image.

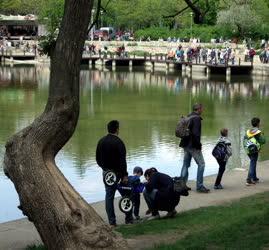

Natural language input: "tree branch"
[184,0,202,14]
[163,0,199,18]
[87,0,101,33]
[87,0,112,33]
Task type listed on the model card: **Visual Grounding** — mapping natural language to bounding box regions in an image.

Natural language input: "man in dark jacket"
[179,104,210,193]
[96,120,131,226]
[143,168,180,219]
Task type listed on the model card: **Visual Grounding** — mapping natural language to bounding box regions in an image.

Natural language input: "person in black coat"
[143,168,179,219]
[179,103,210,193]
[96,120,132,226]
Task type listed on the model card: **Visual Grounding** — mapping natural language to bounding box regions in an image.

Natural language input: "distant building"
[0,14,47,39]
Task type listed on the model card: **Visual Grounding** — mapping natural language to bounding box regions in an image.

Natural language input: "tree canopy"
[1,0,269,39]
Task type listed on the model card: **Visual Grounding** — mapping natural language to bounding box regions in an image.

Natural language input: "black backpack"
[173,177,189,196]
[212,142,227,161]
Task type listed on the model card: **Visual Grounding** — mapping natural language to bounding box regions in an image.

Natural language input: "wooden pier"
[81,54,253,77]
[0,51,254,77]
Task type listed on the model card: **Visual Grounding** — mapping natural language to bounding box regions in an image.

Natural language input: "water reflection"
[0,65,268,222]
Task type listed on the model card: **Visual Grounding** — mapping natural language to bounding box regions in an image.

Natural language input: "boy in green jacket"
[243,117,266,186]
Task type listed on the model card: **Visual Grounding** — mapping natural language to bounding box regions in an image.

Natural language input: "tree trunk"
[4,0,127,249]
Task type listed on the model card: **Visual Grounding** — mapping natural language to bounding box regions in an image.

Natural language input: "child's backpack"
[175,115,195,138]
[212,142,227,161]
[243,136,260,155]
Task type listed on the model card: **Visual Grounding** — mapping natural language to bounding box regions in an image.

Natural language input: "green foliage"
[38,32,57,56]
[217,0,269,39]
[0,0,41,15]
[135,26,232,42]
[37,0,64,33]
[1,0,269,40]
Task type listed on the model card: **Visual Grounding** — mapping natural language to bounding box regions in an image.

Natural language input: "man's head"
[192,103,203,115]
[144,167,158,181]
[251,117,260,128]
[133,166,143,177]
[107,120,119,134]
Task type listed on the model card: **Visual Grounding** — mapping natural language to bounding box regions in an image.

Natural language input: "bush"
[134,26,235,42]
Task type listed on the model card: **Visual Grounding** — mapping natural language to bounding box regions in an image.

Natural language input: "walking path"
[1,160,269,250]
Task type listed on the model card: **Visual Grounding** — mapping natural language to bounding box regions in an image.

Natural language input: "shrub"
[134,26,234,42]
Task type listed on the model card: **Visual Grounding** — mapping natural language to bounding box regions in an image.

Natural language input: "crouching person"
[143,168,179,220]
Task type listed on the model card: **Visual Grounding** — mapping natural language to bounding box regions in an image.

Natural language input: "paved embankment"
[1,160,269,250]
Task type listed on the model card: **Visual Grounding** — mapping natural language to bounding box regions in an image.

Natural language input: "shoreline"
[1,160,269,249]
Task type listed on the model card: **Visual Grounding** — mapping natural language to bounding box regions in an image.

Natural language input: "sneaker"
[246,180,256,186]
[125,220,134,224]
[145,209,152,215]
[146,214,160,221]
[214,184,223,190]
[253,178,259,183]
[164,210,177,218]
[197,186,210,193]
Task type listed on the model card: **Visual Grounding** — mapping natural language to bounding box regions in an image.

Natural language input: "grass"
[116,192,269,249]
[26,192,269,250]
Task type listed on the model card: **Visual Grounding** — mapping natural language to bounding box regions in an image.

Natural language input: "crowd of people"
[96,105,266,226]
[0,37,37,54]
[167,45,237,65]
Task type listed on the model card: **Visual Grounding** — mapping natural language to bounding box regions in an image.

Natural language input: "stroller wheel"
[119,196,133,213]
[103,171,117,186]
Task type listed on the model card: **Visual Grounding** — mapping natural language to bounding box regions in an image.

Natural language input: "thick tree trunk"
[4,0,127,249]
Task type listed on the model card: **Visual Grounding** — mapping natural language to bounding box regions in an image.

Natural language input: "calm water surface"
[0,65,269,222]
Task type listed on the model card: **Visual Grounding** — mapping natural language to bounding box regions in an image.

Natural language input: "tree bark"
[4,0,127,249]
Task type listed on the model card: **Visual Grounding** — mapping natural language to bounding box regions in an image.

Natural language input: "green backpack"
[243,136,260,155]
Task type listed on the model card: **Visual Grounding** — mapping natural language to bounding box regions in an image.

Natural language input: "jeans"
[105,184,117,225]
[143,189,158,215]
[132,192,140,217]
[180,148,205,190]
[247,153,259,181]
[215,159,227,186]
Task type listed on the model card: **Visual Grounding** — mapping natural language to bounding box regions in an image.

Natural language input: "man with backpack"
[177,103,210,193]
[243,117,266,186]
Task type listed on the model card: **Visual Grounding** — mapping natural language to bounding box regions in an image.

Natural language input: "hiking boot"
[197,186,210,193]
[165,210,177,218]
[109,223,117,228]
[135,216,141,220]
[214,184,223,190]
[246,180,256,186]
[186,185,192,191]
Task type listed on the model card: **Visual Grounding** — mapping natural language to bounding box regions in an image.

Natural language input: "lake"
[0,64,268,223]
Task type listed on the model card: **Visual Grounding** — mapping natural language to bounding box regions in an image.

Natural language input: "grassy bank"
[26,192,269,250]
[117,192,269,249]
